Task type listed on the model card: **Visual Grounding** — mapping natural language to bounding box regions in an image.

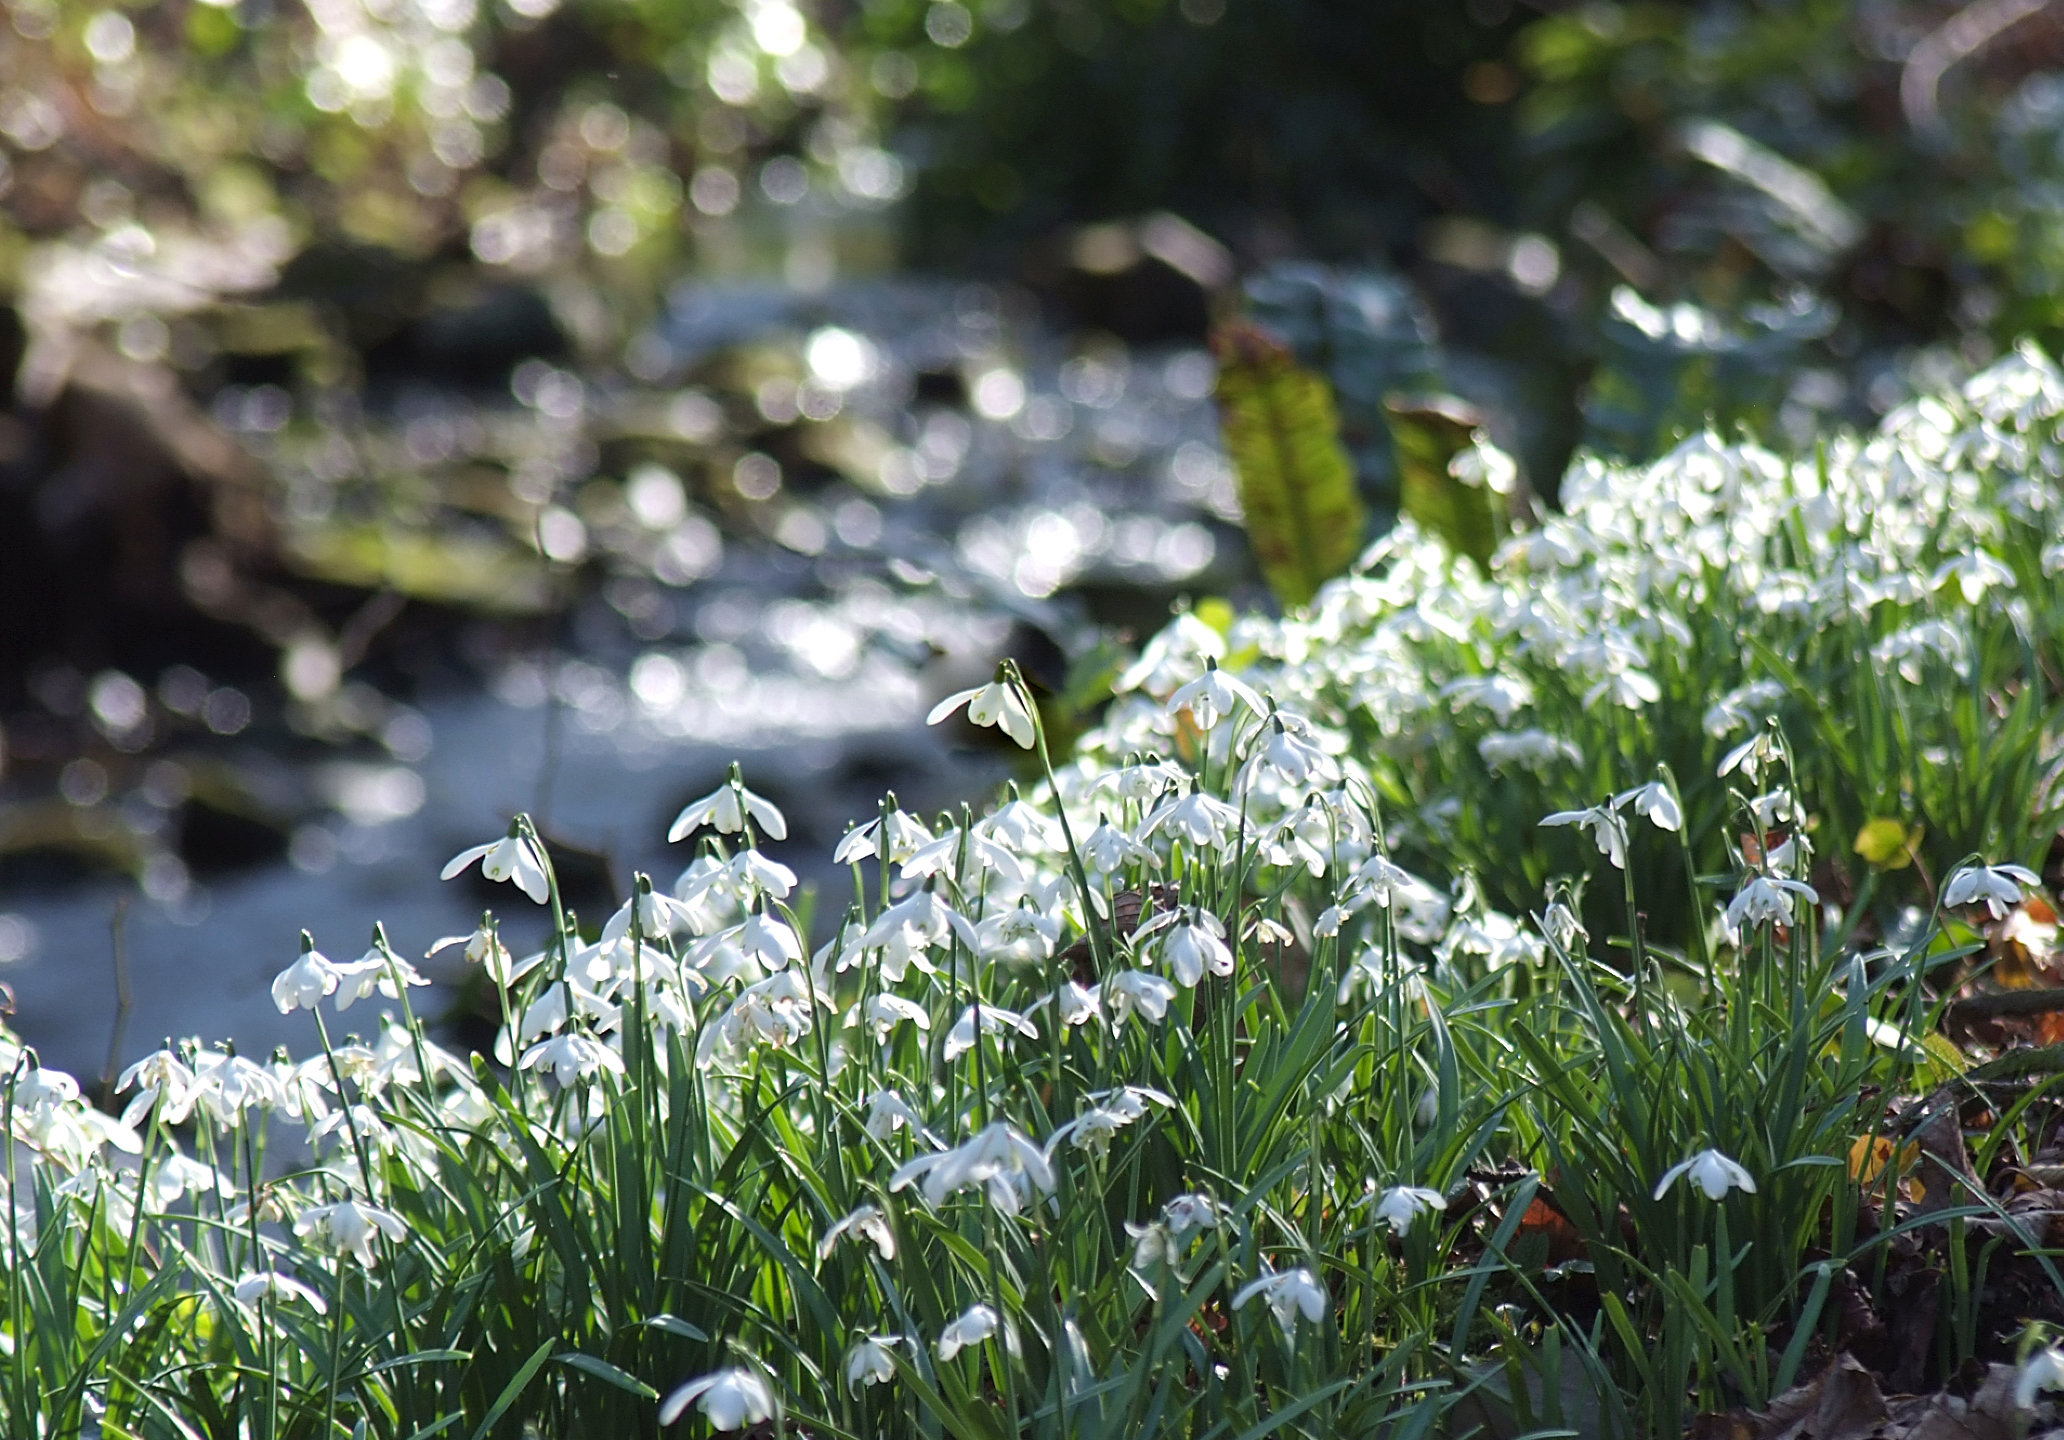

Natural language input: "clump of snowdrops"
[5,349,2064,1438]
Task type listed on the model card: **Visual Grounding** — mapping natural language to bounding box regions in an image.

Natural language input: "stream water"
[0,273,1247,1079]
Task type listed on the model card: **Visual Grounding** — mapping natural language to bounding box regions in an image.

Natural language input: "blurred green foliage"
[3,0,2063,475]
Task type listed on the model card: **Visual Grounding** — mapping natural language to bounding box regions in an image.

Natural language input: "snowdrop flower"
[1373,1185,1447,1236]
[736,910,804,970]
[1082,817,1159,876]
[667,769,788,843]
[695,972,816,1066]
[1236,716,1331,794]
[520,1032,625,1090]
[440,827,549,903]
[1540,804,1628,870]
[1441,911,1544,970]
[1166,659,1264,730]
[833,804,933,866]
[1723,875,1818,936]
[331,942,429,1011]
[115,1048,200,1128]
[1104,969,1177,1026]
[901,827,1026,887]
[1652,1148,1757,1201]
[927,674,1036,748]
[1702,680,1786,738]
[847,993,930,1044]
[232,1271,327,1315]
[1141,790,1243,850]
[658,1367,774,1431]
[1048,980,1101,1028]
[1232,1266,1329,1340]
[966,906,1061,967]
[190,1051,286,1127]
[1612,780,1682,832]
[1584,669,1661,711]
[845,1335,901,1391]
[889,1120,1054,1215]
[1138,907,1233,988]
[1052,1086,1173,1154]
[2016,1345,2064,1410]
[271,934,341,1015]
[1116,611,1225,696]
[941,1003,1039,1062]
[1930,549,2016,603]
[293,1199,408,1268]
[1718,730,1782,784]
[1441,673,1533,724]
[600,884,701,944]
[818,1203,896,1261]
[1478,729,1582,774]
[1099,757,1190,805]
[1164,1192,1226,1236]
[936,1303,1012,1361]
[862,1089,929,1141]
[1943,862,2042,920]
[427,917,512,983]
[982,793,1061,851]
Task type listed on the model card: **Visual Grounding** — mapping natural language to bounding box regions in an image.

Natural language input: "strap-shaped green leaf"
[1211,322,1366,610]
[1386,394,1499,568]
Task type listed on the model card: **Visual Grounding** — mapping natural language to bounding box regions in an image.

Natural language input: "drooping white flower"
[293,1199,408,1268]
[428,917,513,983]
[1723,875,1818,936]
[1612,780,1682,832]
[1104,969,1176,1027]
[1441,673,1534,724]
[927,677,1036,748]
[1372,1185,1447,1236]
[862,1089,929,1141]
[1652,1148,1757,1202]
[1166,659,1264,730]
[1051,1086,1174,1154]
[818,1203,897,1262]
[116,1048,200,1128]
[1115,611,1225,697]
[232,1271,328,1315]
[936,1303,1011,1361]
[1540,804,1629,870]
[1929,549,2016,603]
[1081,818,1159,876]
[658,1367,774,1431]
[981,794,1061,851]
[1139,907,1233,988]
[846,993,931,1044]
[1231,1265,1329,1340]
[844,1334,901,1391]
[519,1032,625,1090]
[271,935,341,1015]
[1141,790,1243,850]
[667,773,788,843]
[1717,730,1781,784]
[440,829,550,903]
[330,943,429,1011]
[889,1121,1054,1215]
[833,805,934,866]
[1943,862,2042,920]
[2015,1344,2064,1410]
[736,910,804,970]
[1478,729,1583,774]
[966,906,1060,967]
[941,1003,1039,1062]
